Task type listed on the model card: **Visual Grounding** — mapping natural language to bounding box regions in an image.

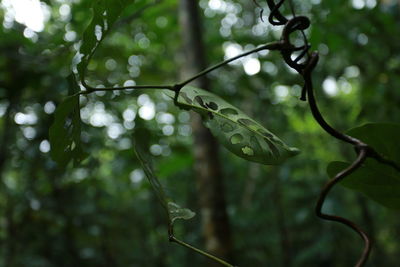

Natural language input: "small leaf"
[168,202,196,224]
[327,123,400,209]
[133,135,168,212]
[166,86,299,165]
[49,75,86,168]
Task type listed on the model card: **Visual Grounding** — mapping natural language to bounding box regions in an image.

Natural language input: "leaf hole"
[221,123,235,132]
[220,108,238,116]
[180,92,192,104]
[241,146,254,156]
[194,96,207,108]
[257,129,273,138]
[206,101,218,110]
[230,134,243,145]
[264,138,280,158]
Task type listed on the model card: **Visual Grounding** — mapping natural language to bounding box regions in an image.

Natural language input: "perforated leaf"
[327,123,400,209]
[167,86,299,165]
[49,75,87,168]
[77,0,133,77]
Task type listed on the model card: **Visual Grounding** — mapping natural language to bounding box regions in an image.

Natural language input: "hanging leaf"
[77,0,134,78]
[133,134,196,224]
[49,75,87,168]
[166,86,299,165]
[167,202,196,225]
[133,134,168,213]
[327,123,400,209]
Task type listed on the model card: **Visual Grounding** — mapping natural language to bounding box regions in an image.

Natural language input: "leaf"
[167,202,196,225]
[327,123,400,209]
[166,86,299,165]
[77,0,134,77]
[49,75,87,168]
[133,134,195,224]
[133,134,168,211]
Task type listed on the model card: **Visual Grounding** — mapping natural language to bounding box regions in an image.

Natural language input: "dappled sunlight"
[1,0,50,32]
[243,57,260,76]
[322,76,339,97]
[274,85,290,103]
[223,42,261,75]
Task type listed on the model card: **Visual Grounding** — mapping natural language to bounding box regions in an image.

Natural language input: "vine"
[50,0,400,266]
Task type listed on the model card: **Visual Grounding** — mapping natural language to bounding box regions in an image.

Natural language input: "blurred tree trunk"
[0,51,23,266]
[178,0,234,265]
[273,174,292,267]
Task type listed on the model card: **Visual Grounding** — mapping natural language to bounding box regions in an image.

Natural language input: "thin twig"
[169,236,237,267]
[79,42,283,96]
[176,42,282,90]
[168,225,237,267]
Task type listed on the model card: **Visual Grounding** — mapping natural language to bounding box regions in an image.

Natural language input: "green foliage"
[2,0,400,266]
[133,133,195,225]
[49,75,86,168]
[168,86,300,165]
[327,123,400,209]
[77,0,134,77]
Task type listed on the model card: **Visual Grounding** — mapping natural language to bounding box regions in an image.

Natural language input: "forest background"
[0,0,399,266]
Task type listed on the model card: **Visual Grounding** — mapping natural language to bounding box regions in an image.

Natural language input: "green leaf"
[77,0,134,77]
[166,86,299,165]
[133,134,168,210]
[133,134,195,224]
[167,202,196,225]
[49,75,86,168]
[327,123,400,209]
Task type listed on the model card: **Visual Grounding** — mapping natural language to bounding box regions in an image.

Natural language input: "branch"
[315,149,371,267]
[78,42,283,96]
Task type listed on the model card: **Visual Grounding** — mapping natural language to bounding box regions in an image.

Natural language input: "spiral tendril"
[262,1,373,266]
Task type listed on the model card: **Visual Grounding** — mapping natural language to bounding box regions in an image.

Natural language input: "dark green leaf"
[77,0,134,77]
[133,135,168,212]
[327,123,400,209]
[133,134,196,224]
[49,75,86,168]
[166,86,299,165]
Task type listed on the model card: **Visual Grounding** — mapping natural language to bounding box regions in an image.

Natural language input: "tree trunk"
[178,0,234,265]
[273,174,292,267]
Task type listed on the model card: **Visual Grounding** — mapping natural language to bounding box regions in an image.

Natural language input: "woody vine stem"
[77,0,400,266]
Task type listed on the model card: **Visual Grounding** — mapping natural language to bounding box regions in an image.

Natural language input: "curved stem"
[176,42,282,89]
[315,149,371,267]
[302,56,363,146]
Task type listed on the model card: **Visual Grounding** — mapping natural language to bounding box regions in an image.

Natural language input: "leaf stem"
[169,236,238,267]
